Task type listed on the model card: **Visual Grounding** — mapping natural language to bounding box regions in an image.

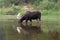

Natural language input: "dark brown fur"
[18,11,41,24]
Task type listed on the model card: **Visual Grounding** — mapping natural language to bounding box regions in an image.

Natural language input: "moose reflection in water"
[17,23,41,40]
[17,23,41,35]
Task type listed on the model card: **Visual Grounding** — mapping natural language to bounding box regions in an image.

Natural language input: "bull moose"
[18,11,41,24]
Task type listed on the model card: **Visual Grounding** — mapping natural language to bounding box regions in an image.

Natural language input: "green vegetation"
[0,0,60,15]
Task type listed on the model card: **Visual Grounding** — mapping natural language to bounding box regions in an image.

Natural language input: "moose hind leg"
[25,20,28,24]
[38,18,41,25]
[30,19,32,25]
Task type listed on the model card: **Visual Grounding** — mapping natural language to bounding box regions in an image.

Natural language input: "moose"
[18,11,41,24]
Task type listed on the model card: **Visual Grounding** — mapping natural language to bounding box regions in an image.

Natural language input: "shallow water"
[16,23,48,40]
[0,18,60,40]
[1,20,48,40]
